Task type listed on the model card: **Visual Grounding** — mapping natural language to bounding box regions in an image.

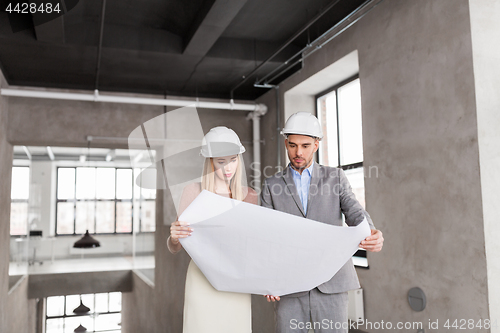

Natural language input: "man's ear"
[313,139,320,152]
[284,138,288,147]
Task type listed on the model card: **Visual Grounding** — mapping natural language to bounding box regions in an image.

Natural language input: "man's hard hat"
[200,126,246,158]
[281,111,323,140]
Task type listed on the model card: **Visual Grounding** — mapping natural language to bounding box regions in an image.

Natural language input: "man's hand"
[263,295,280,302]
[359,229,383,252]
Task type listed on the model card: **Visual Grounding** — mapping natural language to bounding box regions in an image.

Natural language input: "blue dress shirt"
[289,161,314,214]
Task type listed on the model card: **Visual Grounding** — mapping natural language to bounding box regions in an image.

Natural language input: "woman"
[167,126,258,333]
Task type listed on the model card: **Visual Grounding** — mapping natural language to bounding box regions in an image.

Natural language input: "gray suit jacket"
[261,163,375,297]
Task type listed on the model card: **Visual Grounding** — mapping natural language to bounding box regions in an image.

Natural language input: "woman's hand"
[170,220,193,243]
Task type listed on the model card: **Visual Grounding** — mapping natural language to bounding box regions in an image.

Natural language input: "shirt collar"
[289,160,314,176]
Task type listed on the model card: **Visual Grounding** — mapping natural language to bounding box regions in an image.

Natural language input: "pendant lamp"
[73,230,100,248]
[73,140,101,249]
[73,295,91,315]
[74,324,87,332]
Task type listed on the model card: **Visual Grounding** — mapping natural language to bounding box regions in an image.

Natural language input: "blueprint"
[179,190,371,296]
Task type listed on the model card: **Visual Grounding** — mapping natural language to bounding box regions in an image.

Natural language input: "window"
[56,167,155,235]
[133,168,156,233]
[11,166,30,236]
[45,292,121,333]
[316,76,368,267]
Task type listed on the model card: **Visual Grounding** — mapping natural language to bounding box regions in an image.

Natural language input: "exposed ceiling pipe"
[105,149,115,162]
[85,135,259,145]
[246,107,267,193]
[275,86,281,169]
[23,146,32,160]
[230,0,343,97]
[94,0,107,90]
[0,88,267,112]
[46,146,55,161]
[258,0,384,85]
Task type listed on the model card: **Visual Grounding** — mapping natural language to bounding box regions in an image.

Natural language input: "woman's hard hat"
[200,126,246,158]
[281,111,323,139]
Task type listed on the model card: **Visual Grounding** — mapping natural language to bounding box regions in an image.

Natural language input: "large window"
[11,166,30,236]
[46,292,121,333]
[317,76,368,267]
[133,168,156,233]
[56,167,155,235]
[317,77,364,199]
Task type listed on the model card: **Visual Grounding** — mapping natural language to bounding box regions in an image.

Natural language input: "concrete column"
[0,67,14,333]
[469,0,500,330]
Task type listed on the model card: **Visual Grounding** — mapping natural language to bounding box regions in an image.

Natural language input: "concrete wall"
[257,0,489,330]
[122,188,185,333]
[28,270,132,299]
[1,70,36,333]
[469,0,500,330]
[7,276,36,333]
[0,63,14,333]
[122,272,157,333]
[258,88,284,179]
[7,93,165,149]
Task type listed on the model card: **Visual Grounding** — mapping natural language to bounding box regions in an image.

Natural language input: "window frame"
[45,292,122,333]
[315,74,363,171]
[135,187,156,234]
[315,74,369,269]
[55,166,137,236]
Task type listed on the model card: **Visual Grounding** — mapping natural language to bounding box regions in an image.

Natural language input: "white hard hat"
[281,111,323,139]
[200,126,246,158]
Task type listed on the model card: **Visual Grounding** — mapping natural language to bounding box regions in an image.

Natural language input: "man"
[261,111,384,333]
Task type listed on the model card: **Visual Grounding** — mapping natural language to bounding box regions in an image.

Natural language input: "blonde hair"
[201,154,245,201]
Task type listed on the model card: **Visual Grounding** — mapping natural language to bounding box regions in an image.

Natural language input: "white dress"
[183,260,252,333]
[169,183,258,333]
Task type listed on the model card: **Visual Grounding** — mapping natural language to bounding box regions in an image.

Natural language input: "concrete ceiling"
[13,146,142,162]
[0,0,365,100]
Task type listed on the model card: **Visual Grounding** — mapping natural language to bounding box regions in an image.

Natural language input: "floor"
[9,256,366,332]
[8,255,155,276]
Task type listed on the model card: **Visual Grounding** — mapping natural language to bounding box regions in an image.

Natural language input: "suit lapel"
[282,167,306,217]
[305,163,321,218]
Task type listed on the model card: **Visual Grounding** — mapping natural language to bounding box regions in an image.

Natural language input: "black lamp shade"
[74,324,87,332]
[73,230,100,248]
[73,300,91,315]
